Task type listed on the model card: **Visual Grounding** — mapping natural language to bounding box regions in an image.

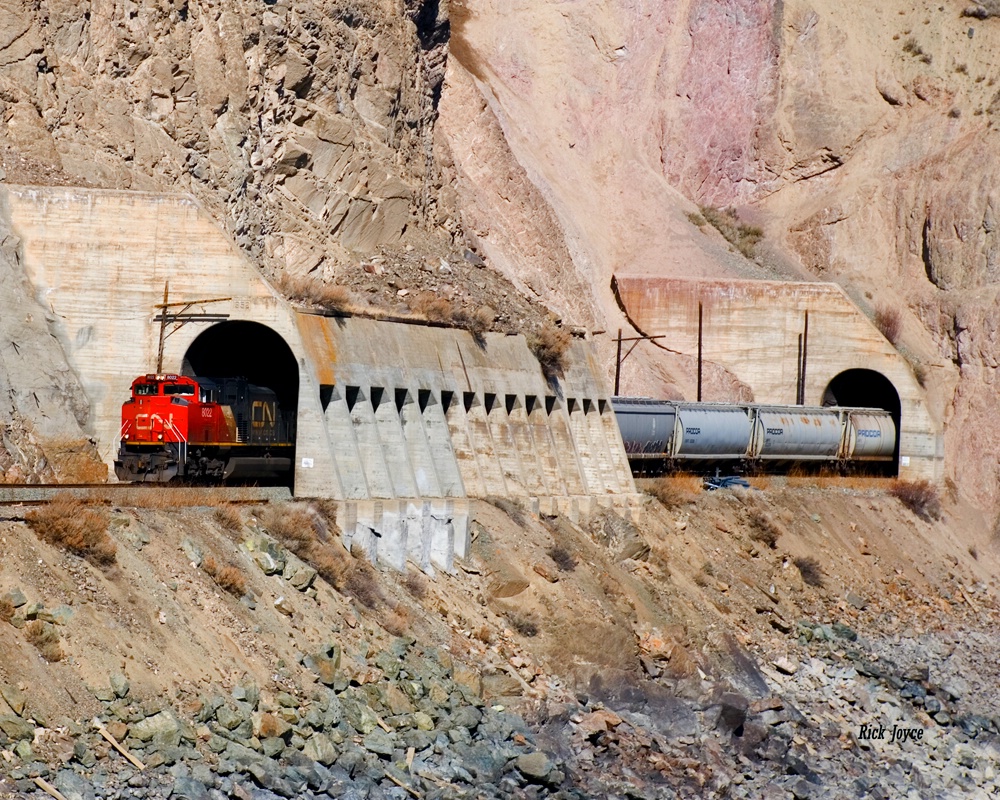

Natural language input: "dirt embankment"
[0,480,998,798]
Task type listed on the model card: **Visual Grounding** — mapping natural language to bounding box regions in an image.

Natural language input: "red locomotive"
[115,374,295,482]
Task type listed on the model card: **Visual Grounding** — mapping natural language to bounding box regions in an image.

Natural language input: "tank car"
[610,396,897,473]
[115,373,295,482]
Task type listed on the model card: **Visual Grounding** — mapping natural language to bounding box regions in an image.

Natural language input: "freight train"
[610,397,897,473]
[114,372,898,482]
[114,374,295,483]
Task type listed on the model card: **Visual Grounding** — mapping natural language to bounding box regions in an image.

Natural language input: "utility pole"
[613,329,669,395]
[153,281,233,372]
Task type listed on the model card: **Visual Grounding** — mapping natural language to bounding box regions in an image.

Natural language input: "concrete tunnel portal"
[182,320,300,486]
[822,368,901,474]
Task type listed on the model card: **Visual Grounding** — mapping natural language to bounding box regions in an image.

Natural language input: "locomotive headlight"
[123,434,129,440]
[157,433,164,440]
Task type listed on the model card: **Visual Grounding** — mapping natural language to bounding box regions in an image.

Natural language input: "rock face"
[0,210,103,482]
[0,0,453,273]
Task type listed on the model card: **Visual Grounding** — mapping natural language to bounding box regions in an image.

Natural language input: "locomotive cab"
[115,373,295,483]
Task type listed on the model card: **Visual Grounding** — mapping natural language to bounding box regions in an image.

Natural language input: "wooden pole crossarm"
[154,297,232,308]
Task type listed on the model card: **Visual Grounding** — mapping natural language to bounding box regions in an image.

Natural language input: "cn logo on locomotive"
[135,412,175,430]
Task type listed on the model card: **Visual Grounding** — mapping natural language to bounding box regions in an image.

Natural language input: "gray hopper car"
[611,397,896,468]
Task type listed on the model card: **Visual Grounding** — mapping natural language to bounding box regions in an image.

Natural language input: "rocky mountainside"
[4,0,1000,503]
[2,482,1000,800]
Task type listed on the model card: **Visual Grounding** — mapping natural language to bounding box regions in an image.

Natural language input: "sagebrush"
[25,620,63,662]
[889,480,942,522]
[874,305,902,344]
[794,556,824,588]
[547,545,577,572]
[202,555,247,597]
[25,494,116,566]
[527,325,571,378]
[748,509,780,548]
[698,206,764,259]
[0,597,14,624]
[214,504,243,533]
[506,611,539,637]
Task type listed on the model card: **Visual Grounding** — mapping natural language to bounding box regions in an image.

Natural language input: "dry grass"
[698,206,764,259]
[26,494,116,566]
[92,487,260,508]
[265,503,383,608]
[874,305,902,345]
[527,325,572,378]
[645,476,699,509]
[409,291,455,322]
[486,496,526,527]
[25,620,63,662]
[0,597,14,624]
[547,545,577,572]
[278,273,352,313]
[407,293,494,339]
[214,504,244,533]
[889,480,942,522]
[202,555,248,597]
[793,556,824,588]
[748,509,780,548]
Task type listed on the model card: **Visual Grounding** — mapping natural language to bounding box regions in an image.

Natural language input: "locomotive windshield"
[164,384,195,396]
[134,383,157,396]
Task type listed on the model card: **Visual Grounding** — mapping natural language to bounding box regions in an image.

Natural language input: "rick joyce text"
[858,723,924,745]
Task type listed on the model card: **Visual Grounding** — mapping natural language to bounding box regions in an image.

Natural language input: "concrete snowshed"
[1,185,637,571]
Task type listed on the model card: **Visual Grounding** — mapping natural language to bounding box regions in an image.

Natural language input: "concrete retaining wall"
[0,185,639,569]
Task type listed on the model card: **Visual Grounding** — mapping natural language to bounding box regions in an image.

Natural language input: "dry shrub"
[486,496,526,527]
[382,606,409,637]
[874,305,902,344]
[26,494,116,566]
[748,509,780,548]
[889,480,942,522]
[0,597,14,624]
[409,291,455,322]
[25,620,63,662]
[547,545,577,572]
[278,273,351,313]
[214,504,243,533]
[472,625,492,644]
[202,555,247,597]
[527,325,571,378]
[505,611,539,638]
[343,564,382,609]
[453,306,494,339]
[793,556,824,588]
[403,571,427,599]
[699,206,764,259]
[265,503,382,608]
[409,292,494,339]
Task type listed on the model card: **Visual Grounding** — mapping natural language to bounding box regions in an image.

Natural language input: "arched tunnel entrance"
[183,321,299,486]
[822,369,901,474]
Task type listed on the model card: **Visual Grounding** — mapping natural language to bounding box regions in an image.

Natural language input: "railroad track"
[0,484,292,506]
